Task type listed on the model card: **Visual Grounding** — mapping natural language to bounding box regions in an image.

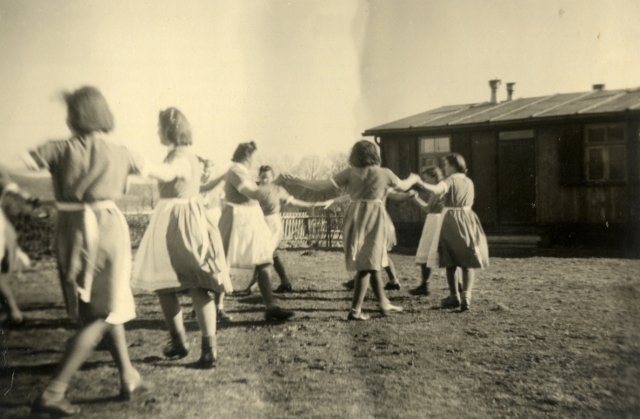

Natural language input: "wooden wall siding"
[470,131,497,225]
[536,126,562,223]
[381,139,400,175]
[538,123,636,224]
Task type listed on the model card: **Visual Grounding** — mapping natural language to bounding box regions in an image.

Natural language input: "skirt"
[56,201,136,325]
[439,208,490,269]
[415,213,445,267]
[132,198,232,293]
[0,210,19,274]
[218,202,274,269]
[264,213,283,255]
[342,199,389,272]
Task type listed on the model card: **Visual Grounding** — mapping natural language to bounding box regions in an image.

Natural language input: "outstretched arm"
[200,174,225,193]
[146,159,191,183]
[284,176,337,192]
[393,173,422,192]
[416,178,447,195]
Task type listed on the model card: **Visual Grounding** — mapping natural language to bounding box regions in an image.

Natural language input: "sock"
[170,330,187,344]
[461,291,471,301]
[202,335,216,358]
[43,380,68,400]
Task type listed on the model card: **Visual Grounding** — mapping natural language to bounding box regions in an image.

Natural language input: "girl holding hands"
[286,140,420,320]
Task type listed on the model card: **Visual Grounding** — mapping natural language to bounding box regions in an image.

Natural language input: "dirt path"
[1,251,639,418]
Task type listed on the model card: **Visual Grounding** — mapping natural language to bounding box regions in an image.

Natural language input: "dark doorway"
[497,138,536,224]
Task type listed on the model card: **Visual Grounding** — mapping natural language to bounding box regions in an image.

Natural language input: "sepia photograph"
[0,1,639,418]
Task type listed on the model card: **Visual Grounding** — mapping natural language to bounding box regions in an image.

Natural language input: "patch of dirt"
[1,251,639,418]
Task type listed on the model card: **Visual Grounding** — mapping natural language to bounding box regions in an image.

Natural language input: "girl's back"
[157,149,201,199]
[333,166,398,200]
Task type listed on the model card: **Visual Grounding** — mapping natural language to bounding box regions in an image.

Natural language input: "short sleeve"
[439,177,453,194]
[122,146,148,177]
[331,168,351,188]
[227,166,253,191]
[277,185,293,204]
[383,168,400,188]
[32,140,67,169]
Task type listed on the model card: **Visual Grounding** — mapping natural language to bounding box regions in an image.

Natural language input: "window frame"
[418,136,450,172]
[583,123,628,183]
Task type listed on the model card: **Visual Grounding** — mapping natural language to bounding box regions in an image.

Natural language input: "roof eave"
[362,109,640,137]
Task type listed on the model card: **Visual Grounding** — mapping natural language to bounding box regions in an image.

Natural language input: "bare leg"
[0,274,22,323]
[350,271,370,314]
[33,313,111,415]
[370,270,402,314]
[384,258,399,285]
[258,264,294,320]
[244,267,259,292]
[446,267,460,298]
[460,268,475,311]
[409,265,431,296]
[215,292,225,311]
[158,293,189,357]
[256,264,276,309]
[189,288,217,337]
[273,255,291,286]
[103,324,152,398]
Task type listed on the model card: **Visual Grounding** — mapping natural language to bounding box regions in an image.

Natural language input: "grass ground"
[1,250,640,418]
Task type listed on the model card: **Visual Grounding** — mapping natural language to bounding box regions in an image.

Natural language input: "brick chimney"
[489,79,501,104]
[592,84,605,91]
[506,82,516,101]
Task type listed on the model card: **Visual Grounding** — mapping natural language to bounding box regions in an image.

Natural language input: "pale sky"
[1,0,639,172]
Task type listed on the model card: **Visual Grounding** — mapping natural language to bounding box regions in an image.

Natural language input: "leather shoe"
[409,284,430,296]
[31,395,81,417]
[162,340,189,359]
[265,306,295,321]
[384,282,401,291]
[187,351,217,369]
[217,310,233,322]
[441,296,461,308]
[274,284,293,293]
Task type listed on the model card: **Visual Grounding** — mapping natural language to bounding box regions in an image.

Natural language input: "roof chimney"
[506,82,516,101]
[489,79,501,104]
[592,84,605,91]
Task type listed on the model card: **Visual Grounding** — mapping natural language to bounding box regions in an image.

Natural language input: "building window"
[584,124,627,182]
[419,136,450,172]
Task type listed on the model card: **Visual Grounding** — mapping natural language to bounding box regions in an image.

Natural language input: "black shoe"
[384,282,401,291]
[265,306,295,321]
[409,284,430,296]
[441,296,461,308]
[217,310,233,322]
[31,395,81,417]
[188,350,216,369]
[162,340,189,359]
[274,284,293,293]
[342,279,355,290]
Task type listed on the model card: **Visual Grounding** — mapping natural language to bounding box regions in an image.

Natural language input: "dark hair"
[159,108,192,146]
[443,153,467,174]
[349,140,381,168]
[64,86,114,135]
[232,141,257,163]
[259,165,273,174]
[421,166,444,182]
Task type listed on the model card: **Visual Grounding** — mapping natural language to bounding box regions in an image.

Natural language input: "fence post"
[326,211,331,248]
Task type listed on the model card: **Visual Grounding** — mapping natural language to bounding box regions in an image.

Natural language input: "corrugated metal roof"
[364,87,640,134]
